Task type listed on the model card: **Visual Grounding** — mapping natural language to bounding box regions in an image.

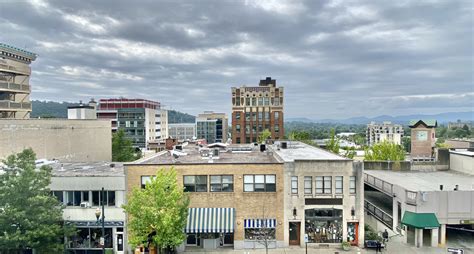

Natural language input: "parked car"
[364,240,385,249]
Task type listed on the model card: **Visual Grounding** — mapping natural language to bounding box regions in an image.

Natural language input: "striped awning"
[244,219,277,228]
[186,208,235,233]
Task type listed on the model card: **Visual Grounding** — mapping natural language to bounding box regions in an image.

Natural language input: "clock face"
[417,131,428,141]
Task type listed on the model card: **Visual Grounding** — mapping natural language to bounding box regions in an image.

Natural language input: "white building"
[168,123,196,141]
[49,162,127,254]
[366,121,404,146]
[67,100,97,120]
[156,109,169,140]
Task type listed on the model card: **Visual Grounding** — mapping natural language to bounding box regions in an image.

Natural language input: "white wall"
[450,152,474,175]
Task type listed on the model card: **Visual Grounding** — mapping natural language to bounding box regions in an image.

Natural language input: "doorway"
[289,222,300,245]
[347,222,359,245]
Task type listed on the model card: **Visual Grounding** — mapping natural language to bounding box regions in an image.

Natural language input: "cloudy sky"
[1,0,472,119]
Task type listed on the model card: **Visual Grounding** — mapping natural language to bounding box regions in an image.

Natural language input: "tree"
[112,129,141,162]
[123,168,189,254]
[325,128,340,155]
[0,148,74,253]
[288,130,318,147]
[364,141,406,161]
[257,129,272,144]
[254,203,276,254]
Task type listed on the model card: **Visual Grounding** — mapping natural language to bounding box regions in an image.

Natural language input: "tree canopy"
[257,129,272,144]
[123,168,189,252]
[0,148,73,253]
[112,129,142,162]
[364,141,406,161]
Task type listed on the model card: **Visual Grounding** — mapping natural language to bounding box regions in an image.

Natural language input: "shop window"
[305,208,343,243]
[244,174,276,192]
[304,176,312,194]
[291,176,298,194]
[349,176,356,194]
[67,227,113,249]
[244,228,275,240]
[210,175,234,192]
[335,176,343,194]
[184,175,208,192]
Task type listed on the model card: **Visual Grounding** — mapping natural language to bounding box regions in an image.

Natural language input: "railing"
[0,82,30,92]
[365,200,393,229]
[364,173,393,195]
[0,101,32,110]
[0,60,31,75]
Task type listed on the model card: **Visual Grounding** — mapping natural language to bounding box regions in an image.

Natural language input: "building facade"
[0,43,37,119]
[0,119,112,162]
[49,162,127,254]
[97,98,167,149]
[168,123,196,141]
[67,99,97,120]
[366,121,404,146]
[409,120,437,159]
[272,141,365,247]
[126,144,285,251]
[231,77,284,144]
[196,111,228,143]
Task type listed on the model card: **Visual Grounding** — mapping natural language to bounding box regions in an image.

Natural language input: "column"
[431,228,439,247]
[417,228,423,248]
[439,224,446,247]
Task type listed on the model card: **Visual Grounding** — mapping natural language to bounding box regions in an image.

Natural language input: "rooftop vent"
[281,142,288,149]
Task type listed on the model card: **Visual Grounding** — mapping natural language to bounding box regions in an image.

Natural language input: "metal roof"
[408,119,437,128]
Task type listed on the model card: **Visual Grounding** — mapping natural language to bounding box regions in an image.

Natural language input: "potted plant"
[341,241,351,251]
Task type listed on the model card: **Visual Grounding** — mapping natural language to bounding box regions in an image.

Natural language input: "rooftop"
[49,162,124,177]
[450,149,474,157]
[131,143,280,165]
[409,119,437,128]
[365,170,474,191]
[0,42,37,58]
[271,141,349,162]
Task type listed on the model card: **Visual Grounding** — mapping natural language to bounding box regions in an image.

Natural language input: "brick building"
[231,77,284,144]
[409,119,437,159]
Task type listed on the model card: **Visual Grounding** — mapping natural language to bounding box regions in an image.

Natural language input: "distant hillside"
[168,110,195,123]
[31,100,73,118]
[31,100,195,123]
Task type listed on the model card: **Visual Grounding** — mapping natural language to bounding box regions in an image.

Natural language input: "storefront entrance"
[347,222,358,245]
[305,208,343,243]
[289,222,300,245]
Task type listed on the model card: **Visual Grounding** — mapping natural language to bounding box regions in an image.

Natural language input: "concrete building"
[272,141,365,247]
[0,43,37,119]
[364,169,474,248]
[0,119,112,162]
[49,162,126,253]
[409,120,437,159]
[97,98,167,149]
[196,111,228,143]
[67,99,97,120]
[449,149,474,175]
[231,77,284,144]
[125,143,285,251]
[168,123,196,141]
[366,121,404,146]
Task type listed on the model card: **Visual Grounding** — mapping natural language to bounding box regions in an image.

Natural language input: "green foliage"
[364,224,382,241]
[341,147,356,159]
[31,100,75,118]
[285,122,366,140]
[168,110,195,124]
[325,129,340,155]
[123,168,189,250]
[402,136,411,153]
[0,148,74,253]
[257,129,272,144]
[436,125,473,140]
[364,141,406,161]
[112,129,141,162]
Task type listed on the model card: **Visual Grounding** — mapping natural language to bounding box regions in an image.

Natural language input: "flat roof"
[50,162,124,177]
[130,144,280,165]
[272,141,349,162]
[365,170,474,191]
[450,149,474,157]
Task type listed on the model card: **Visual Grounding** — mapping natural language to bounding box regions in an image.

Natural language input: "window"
[258,112,263,121]
[264,112,270,120]
[244,175,276,192]
[184,175,207,192]
[335,176,343,194]
[245,98,250,106]
[141,176,151,189]
[66,191,81,206]
[252,112,256,121]
[235,113,240,120]
[349,176,356,194]
[252,97,256,106]
[92,191,100,206]
[245,112,250,121]
[245,228,276,240]
[304,176,312,194]
[316,176,332,194]
[82,191,90,203]
[236,124,241,133]
[275,112,280,120]
[52,191,64,203]
[258,97,263,106]
[274,125,279,133]
[107,191,115,206]
[291,176,298,194]
[210,175,234,192]
[264,97,269,105]
[91,190,115,206]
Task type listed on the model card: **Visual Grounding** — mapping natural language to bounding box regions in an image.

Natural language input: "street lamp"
[95,187,106,254]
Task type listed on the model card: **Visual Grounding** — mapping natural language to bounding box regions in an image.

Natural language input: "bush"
[365,224,382,241]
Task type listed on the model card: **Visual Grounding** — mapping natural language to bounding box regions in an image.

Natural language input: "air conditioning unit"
[80,202,90,208]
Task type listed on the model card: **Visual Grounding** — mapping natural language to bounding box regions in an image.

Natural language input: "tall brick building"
[231,77,284,144]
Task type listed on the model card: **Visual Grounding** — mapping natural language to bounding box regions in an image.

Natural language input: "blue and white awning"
[244,219,276,228]
[186,208,235,233]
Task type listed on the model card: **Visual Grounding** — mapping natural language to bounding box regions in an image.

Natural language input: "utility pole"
[102,187,105,254]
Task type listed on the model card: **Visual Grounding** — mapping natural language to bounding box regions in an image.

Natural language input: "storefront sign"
[304,234,308,243]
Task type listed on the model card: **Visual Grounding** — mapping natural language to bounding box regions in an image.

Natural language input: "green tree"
[112,129,141,162]
[364,141,406,161]
[402,136,411,152]
[0,148,74,253]
[123,168,189,253]
[257,129,272,144]
[325,128,340,155]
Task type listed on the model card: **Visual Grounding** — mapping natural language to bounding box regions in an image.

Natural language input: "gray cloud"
[1,0,472,119]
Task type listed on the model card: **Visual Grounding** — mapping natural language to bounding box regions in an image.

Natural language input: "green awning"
[401,211,440,229]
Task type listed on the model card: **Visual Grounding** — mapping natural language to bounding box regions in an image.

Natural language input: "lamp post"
[95,187,105,254]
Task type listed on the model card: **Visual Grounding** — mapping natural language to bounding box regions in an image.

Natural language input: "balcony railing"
[0,82,30,93]
[0,61,31,75]
[0,100,32,110]
[365,200,393,229]
[364,173,393,196]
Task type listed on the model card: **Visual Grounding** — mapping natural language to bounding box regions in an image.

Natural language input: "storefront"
[185,208,235,249]
[304,208,343,243]
[244,219,277,249]
[65,221,124,254]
